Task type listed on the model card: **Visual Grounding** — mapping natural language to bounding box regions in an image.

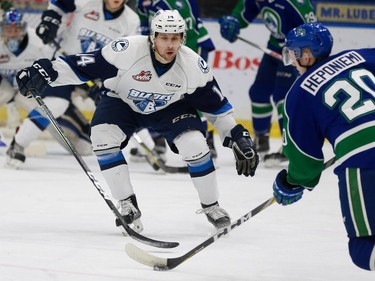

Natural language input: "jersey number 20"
[323,68,375,122]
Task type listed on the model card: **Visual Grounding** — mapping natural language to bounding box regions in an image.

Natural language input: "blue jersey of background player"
[273,22,375,271]
[219,0,316,166]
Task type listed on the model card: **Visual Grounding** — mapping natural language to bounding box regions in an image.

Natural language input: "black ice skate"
[207,130,217,159]
[254,134,270,155]
[5,138,26,169]
[197,202,231,229]
[116,194,143,234]
[264,149,288,168]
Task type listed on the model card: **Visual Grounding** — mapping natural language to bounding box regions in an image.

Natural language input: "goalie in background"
[5,0,140,168]
[273,22,375,271]
[0,8,91,167]
[219,0,316,167]
[16,10,259,232]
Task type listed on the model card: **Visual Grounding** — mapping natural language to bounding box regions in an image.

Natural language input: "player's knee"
[174,130,209,162]
[43,96,70,117]
[91,124,126,154]
[348,237,375,271]
[0,77,15,106]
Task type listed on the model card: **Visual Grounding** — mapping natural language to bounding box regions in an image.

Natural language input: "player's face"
[2,25,23,40]
[104,0,125,12]
[292,49,315,75]
[154,33,183,63]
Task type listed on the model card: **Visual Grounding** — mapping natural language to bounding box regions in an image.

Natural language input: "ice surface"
[0,136,373,281]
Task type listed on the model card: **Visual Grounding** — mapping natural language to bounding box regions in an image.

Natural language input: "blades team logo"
[79,28,112,52]
[84,10,100,21]
[132,70,152,82]
[111,38,129,52]
[128,89,174,113]
[198,57,210,74]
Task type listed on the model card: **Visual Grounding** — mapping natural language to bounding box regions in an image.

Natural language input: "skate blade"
[4,157,24,169]
[121,218,144,236]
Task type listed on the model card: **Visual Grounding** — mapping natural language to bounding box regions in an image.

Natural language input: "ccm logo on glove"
[33,63,54,83]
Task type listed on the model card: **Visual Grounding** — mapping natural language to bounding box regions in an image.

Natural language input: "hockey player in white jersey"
[6,0,140,168]
[16,10,259,231]
[36,0,140,53]
[0,8,52,110]
[0,8,53,161]
[0,8,95,167]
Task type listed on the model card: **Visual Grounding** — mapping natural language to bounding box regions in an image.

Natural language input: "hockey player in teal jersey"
[219,0,316,166]
[273,22,375,271]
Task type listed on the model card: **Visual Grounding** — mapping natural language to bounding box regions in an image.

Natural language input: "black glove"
[36,9,62,44]
[77,82,103,105]
[16,58,58,98]
[230,124,259,177]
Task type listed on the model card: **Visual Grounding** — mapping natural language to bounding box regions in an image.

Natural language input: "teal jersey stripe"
[347,168,371,236]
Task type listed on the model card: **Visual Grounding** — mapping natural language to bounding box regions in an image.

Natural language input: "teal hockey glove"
[273,169,304,205]
[219,16,240,43]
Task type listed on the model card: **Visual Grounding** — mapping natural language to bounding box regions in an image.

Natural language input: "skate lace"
[118,198,138,216]
[196,205,230,220]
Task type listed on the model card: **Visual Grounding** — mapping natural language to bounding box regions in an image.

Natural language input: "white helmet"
[150,10,186,47]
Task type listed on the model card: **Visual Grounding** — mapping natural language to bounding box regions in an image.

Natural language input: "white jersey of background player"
[5,0,140,168]
[0,12,54,122]
[16,10,259,231]
[47,0,140,54]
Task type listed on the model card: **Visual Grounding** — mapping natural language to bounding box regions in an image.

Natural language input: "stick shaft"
[33,94,178,248]
[237,36,283,61]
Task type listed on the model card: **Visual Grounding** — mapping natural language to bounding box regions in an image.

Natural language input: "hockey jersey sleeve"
[50,49,118,87]
[231,0,259,28]
[48,0,77,14]
[283,86,325,188]
[136,0,150,35]
[185,0,215,54]
[183,73,237,143]
[187,84,237,144]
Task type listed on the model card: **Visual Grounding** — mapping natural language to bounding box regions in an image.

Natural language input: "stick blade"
[125,243,169,271]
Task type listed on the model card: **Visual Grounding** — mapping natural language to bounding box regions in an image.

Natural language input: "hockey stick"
[125,156,336,270]
[132,133,189,174]
[32,92,179,249]
[237,36,283,61]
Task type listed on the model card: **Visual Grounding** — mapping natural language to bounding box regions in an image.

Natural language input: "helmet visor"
[282,47,301,66]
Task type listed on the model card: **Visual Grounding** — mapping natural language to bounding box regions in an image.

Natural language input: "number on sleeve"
[76,54,95,67]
